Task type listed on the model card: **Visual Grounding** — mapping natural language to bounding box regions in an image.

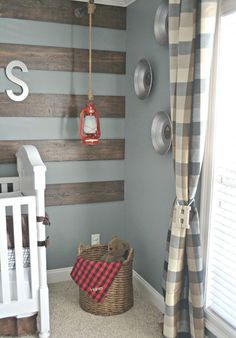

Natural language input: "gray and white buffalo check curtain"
[162,1,217,337]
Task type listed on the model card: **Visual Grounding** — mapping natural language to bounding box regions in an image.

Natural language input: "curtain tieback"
[173,200,194,229]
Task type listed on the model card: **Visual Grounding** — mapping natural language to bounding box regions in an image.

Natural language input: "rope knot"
[88,3,96,15]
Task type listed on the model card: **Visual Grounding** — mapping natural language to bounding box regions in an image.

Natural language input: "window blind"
[202,2,236,337]
[207,166,236,329]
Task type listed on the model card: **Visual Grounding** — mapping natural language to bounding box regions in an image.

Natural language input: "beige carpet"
[1,281,163,338]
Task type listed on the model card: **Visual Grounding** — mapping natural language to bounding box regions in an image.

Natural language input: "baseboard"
[133,270,164,313]
[47,267,72,284]
[47,267,164,313]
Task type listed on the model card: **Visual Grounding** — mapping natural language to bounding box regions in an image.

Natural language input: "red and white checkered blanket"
[71,256,122,303]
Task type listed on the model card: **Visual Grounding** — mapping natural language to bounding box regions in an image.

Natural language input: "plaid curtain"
[162,1,217,337]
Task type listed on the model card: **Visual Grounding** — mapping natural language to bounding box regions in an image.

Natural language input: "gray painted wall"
[125,0,175,294]
[206,329,217,338]
[0,17,126,269]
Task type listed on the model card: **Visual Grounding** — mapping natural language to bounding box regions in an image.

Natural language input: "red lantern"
[79,1,101,146]
[80,102,101,145]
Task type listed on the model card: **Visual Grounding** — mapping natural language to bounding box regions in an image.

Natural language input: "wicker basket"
[78,243,134,316]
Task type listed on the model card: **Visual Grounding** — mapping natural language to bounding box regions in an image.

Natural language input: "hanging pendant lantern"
[80,0,101,145]
[80,102,101,145]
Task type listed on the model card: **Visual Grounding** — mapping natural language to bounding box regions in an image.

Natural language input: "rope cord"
[88,1,95,101]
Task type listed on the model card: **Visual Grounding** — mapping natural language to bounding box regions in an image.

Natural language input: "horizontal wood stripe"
[0,44,125,74]
[0,139,125,163]
[45,180,124,206]
[0,1,126,30]
[0,94,125,118]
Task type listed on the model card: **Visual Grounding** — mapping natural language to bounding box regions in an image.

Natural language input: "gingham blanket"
[71,256,122,303]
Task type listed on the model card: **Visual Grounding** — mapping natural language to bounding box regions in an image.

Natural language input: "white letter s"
[5,60,29,102]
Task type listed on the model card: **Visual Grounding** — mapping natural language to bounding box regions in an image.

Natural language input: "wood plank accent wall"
[0,1,126,207]
[0,1,126,30]
[0,94,125,118]
[0,140,125,163]
[46,180,124,206]
[0,44,125,74]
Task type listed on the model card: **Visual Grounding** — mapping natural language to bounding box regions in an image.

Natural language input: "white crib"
[0,145,50,338]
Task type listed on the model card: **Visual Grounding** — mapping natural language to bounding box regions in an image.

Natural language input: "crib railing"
[0,177,20,194]
[0,195,39,318]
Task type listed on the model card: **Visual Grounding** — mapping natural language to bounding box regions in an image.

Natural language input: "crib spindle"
[13,180,20,192]
[1,184,8,193]
[12,204,24,302]
[0,206,10,303]
[28,197,39,298]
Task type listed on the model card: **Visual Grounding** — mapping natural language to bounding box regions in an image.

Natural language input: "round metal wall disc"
[151,111,172,155]
[134,58,153,100]
[154,0,169,45]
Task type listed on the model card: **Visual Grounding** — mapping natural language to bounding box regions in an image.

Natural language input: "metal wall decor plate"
[151,111,172,155]
[134,58,153,100]
[154,0,169,45]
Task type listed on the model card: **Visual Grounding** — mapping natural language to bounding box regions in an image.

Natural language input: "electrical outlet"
[91,234,100,245]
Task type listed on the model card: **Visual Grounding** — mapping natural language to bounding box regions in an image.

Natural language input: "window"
[201,1,236,338]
